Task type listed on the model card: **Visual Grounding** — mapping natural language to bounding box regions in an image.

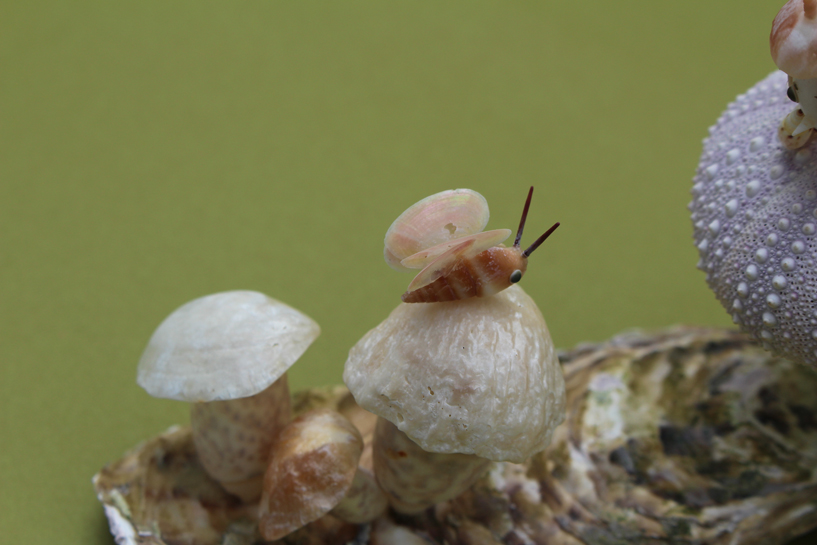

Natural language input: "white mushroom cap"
[343,285,566,463]
[136,290,320,402]
[771,0,817,79]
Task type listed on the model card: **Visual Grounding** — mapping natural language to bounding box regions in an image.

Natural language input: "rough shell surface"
[136,290,320,402]
[343,284,565,463]
[383,188,489,272]
[95,327,817,544]
[690,70,817,368]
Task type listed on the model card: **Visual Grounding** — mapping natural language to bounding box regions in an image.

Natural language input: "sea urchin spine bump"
[690,70,817,368]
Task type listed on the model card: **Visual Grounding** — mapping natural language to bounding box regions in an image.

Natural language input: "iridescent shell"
[384,189,489,272]
[95,327,817,544]
[387,187,559,302]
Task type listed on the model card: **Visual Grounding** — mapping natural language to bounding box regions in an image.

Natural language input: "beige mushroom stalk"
[259,409,387,541]
[343,285,566,514]
[771,0,817,148]
[136,290,320,501]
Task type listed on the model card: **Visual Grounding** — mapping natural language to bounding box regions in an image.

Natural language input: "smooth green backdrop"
[3,2,811,544]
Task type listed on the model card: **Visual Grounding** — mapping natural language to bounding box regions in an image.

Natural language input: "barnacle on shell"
[691,70,817,368]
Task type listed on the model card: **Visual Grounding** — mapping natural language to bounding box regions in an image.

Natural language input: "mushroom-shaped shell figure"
[136,290,320,501]
[691,70,817,368]
[259,409,386,541]
[343,285,566,513]
[771,0,817,148]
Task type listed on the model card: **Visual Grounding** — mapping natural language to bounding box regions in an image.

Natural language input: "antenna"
[514,186,534,247]
[523,222,560,257]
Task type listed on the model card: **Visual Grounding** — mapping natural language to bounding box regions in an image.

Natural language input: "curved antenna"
[523,222,560,257]
[514,186,534,247]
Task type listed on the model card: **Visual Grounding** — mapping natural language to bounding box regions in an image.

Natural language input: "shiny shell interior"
[96,327,817,545]
[384,188,489,272]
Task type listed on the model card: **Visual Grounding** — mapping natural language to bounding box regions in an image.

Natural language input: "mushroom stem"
[190,375,291,502]
[372,417,491,514]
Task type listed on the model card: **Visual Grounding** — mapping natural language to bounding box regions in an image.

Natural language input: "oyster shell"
[95,327,817,544]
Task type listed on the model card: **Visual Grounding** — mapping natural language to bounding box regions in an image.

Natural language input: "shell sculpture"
[94,326,817,544]
[384,187,559,302]
[690,70,817,368]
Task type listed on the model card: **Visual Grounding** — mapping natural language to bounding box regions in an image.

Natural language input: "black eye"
[509,270,523,283]
[787,86,798,102]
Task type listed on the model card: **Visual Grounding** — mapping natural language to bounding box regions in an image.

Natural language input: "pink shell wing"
[405,229,510,292]
[384,189,490,272]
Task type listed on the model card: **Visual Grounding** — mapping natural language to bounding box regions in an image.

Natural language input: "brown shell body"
[401,246,527,303]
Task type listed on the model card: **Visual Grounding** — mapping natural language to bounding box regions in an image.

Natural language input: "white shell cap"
[771,0,817,79]
[343,285,566,463]
[136,290,320,402]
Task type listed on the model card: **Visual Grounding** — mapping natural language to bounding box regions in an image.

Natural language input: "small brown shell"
[258,409,363,541]
[384,189,489,272]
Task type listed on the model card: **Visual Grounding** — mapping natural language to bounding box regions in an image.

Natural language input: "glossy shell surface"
[771,0,817,79]
[96,327,817,544]
[384,188,489,272]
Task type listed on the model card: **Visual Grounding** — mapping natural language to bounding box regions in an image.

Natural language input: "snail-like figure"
[771,0,817,148]
[384,187,559,303]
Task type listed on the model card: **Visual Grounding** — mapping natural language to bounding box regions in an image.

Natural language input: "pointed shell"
[384,189,489,272]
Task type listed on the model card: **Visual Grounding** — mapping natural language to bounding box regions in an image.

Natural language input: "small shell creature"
[384,187,559,303]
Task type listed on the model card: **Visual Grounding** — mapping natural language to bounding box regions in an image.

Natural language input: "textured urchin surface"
[691,70,817,367]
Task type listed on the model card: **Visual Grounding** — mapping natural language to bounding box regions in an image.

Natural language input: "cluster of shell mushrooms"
[94,2,817,542]
[125,187,566,542]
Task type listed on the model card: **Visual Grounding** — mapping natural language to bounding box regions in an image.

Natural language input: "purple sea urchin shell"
[691,70,817,367]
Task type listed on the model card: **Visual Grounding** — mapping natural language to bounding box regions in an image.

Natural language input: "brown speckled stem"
[190,375,290,501]
[373,417,491,514]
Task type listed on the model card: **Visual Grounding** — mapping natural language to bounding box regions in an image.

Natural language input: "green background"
[3,2,811,543]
